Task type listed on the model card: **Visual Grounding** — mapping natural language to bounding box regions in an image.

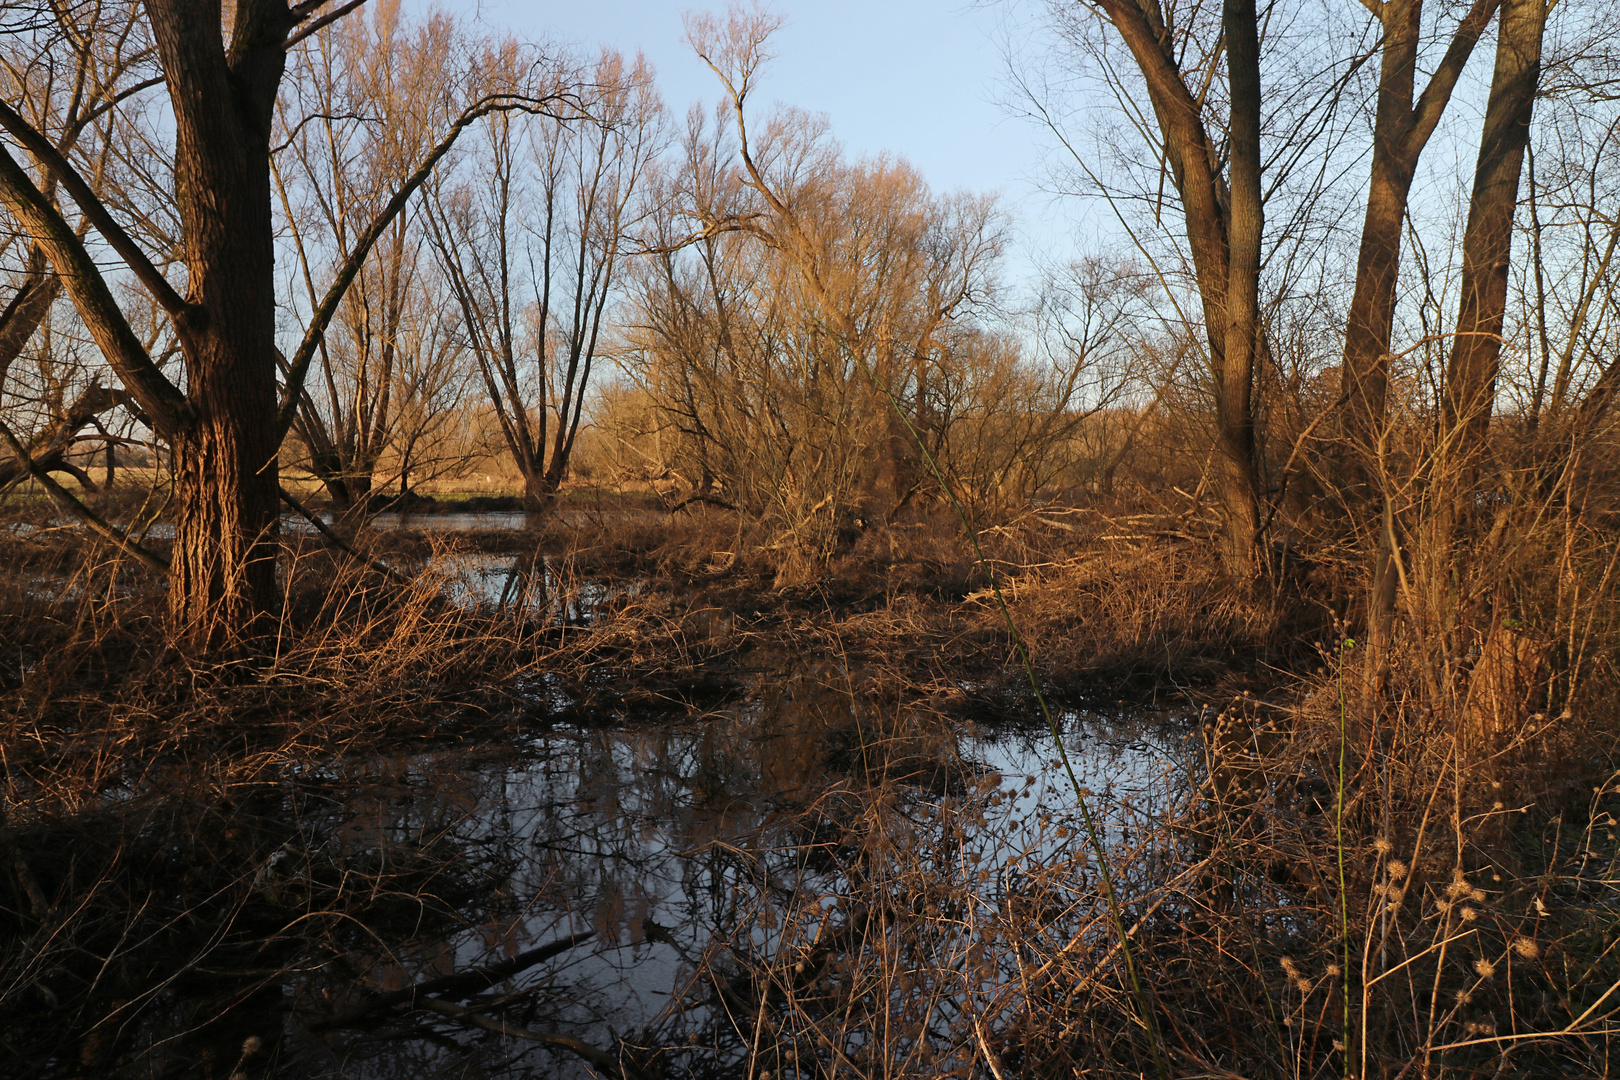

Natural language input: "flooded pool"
[0,657,1194,1079]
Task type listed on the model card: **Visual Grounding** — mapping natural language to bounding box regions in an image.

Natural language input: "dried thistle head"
[1373,837,1393,856]
[1512,937,1540,959]
[1474,958,1496,978]
[1387,860,1408,880]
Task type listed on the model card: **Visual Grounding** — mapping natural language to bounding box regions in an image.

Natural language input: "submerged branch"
[312,930,595,1030]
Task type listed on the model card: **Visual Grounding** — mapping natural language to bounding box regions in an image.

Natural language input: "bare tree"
[1338,0,1500,452]
[665,8,1011,544]
[625,49,1018,557]
[0,0,571,648]
[273,3,481,513]
[425,48,663,511]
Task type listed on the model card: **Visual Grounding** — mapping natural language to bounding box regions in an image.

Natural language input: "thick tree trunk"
[522,462,556,511]
[168,412,280,647]
[1341,171,1415,451]
[148,0,290,647]
[1346,158,1415,701]
[166,264,283,644]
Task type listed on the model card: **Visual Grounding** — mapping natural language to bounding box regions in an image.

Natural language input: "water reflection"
[424,551,628,625]
[1,660,1189,1079]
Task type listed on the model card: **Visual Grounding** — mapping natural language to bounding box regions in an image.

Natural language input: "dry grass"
[2,463,1619,1078]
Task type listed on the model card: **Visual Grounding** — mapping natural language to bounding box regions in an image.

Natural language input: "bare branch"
[285,0,372,51]
[0,144,189,434]
[0,100,195,324]
[1410,0,1501,150]
[274,90,578,443]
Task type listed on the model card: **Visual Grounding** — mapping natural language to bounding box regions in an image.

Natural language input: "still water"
[3,520,1197,1078]
[5,667,1190,1078]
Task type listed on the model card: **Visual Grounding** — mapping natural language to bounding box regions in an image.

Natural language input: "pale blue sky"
[439,0,1068,269]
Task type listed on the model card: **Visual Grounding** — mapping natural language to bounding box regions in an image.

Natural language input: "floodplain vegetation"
[3,0,1620,1078]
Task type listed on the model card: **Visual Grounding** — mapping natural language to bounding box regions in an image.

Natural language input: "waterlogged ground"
[287,693,1183,1076]
[3,668,1192,1078]
[2,516,1201,1078]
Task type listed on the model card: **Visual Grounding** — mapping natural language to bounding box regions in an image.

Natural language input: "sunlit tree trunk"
[1088,0,1265,578]
[147,0,288,647]
[1443,0,1547,478]
[1217,0,1265,579]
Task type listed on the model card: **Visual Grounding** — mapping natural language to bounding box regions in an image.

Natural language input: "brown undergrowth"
[1,497,1617,1078]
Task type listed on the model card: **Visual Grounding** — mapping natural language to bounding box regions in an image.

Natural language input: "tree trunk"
[1093,0,1265,579]
[168,413,279,647]
[1444,0,1547,475]
[1340,0,1422,447]
[148,0,290,648]
[1218,0,1265,579]
[522,461,557,511]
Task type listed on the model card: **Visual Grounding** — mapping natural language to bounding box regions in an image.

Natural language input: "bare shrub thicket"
[604,127,1153,568]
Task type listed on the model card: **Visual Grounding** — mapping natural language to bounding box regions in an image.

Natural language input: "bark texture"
[146,0,291,647]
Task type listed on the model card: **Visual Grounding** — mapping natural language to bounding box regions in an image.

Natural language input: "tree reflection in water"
[0,660,1182,1078]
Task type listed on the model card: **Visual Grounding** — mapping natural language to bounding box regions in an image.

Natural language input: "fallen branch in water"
[312,930,595,1030]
